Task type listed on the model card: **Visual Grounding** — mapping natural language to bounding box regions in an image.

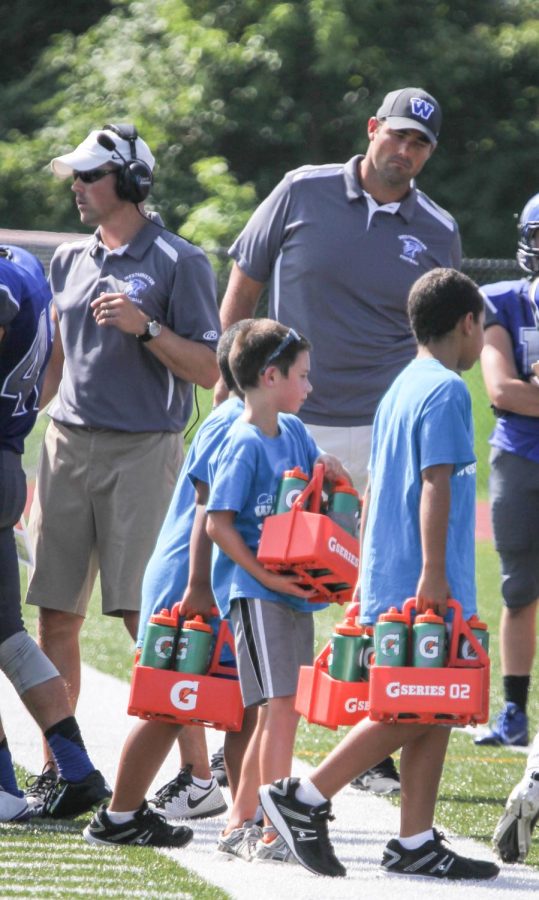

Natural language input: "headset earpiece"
[102,123,153,204]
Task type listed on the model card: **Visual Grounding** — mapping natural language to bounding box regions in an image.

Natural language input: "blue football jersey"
[0,246,53,453]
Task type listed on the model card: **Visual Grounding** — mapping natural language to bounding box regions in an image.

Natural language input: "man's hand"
[91,292,149,336]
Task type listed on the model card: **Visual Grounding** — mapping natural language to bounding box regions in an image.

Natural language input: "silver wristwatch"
[137,319,162,343]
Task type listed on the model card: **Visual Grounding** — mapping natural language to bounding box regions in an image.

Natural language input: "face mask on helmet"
[517,193,539,276]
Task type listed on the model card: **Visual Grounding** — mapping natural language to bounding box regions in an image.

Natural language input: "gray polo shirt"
[230,155,461,426]
[49,222,220,432]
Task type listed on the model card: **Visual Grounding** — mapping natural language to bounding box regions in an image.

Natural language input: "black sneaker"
[382,829,499,880]
[83,801,194,848]
[259,777,346,877]
[351,756,400,795]
[24,768,58,816]
[41,769,112,819]
[210,746,228,787]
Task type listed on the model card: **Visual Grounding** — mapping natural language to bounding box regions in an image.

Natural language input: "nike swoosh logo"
[187,788,216,809]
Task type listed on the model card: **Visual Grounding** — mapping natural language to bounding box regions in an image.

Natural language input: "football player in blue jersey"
[476,194,539,750]
[0,246,110,822]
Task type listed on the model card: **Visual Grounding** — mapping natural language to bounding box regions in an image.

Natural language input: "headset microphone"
[96,125,153,204]
[96,132,121,156]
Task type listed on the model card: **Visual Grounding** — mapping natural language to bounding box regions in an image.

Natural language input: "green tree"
[0,0,536,259]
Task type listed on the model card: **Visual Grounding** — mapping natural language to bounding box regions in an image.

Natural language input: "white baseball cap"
[51,127,155,178]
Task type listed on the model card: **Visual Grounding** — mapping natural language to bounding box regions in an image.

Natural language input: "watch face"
[148,320,161,337]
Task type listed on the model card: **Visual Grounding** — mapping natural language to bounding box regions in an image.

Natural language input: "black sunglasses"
[72,168,117,184]
[260,328,301,373]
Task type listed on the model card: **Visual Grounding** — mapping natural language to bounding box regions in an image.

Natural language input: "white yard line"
[2,665,538,900]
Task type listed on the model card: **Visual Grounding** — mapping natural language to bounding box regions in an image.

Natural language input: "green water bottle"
[413,609,446,668]
[327,480,361,536]
[358,625,375,680]
[458,615,489,661]
[175,616,213,674]
[139,608,177,669]
[273,467,309,514]
[375,607,409,666]
[328,621,363,681]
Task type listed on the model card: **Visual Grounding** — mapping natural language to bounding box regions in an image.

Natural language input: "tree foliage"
[0,0,537,260]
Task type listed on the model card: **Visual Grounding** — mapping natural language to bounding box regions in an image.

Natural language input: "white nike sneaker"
[0,788,32,823]
[149,765,227,820]
[493,770,539,863]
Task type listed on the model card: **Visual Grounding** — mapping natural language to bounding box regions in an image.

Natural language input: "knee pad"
[0,631,59,695]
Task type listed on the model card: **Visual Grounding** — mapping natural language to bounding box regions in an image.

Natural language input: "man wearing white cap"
[216,87,461,794]
[24,124,221,799]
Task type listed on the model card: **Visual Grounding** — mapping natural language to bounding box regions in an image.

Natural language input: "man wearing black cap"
[216,87,461,794]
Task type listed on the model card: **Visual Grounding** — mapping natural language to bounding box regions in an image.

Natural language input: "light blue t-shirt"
[207,413,323,616]
[360,357,477,623]
[137,396,244,646]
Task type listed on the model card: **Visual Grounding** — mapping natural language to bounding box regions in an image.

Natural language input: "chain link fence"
[1,228,519,498]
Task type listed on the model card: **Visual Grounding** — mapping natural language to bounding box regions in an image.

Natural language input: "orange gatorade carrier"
[368,598,490,726]
[295,611,370,730]
[257,462,361,604]
[128,604,244,731]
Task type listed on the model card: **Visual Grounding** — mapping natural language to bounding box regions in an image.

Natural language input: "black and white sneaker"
[259,777,346,877]
[149,765,227,820]
[83,801,194,848]
[382,829,499,880]
[351,756,400,795]
[210,747,228,787]
[24,768,58,816]
[41,769,112,819]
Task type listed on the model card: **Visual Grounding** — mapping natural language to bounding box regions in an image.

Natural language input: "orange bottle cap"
[466,615,487,630]
[415,608,444,625]
[334,621,362,637]
[378,606,408,624]
[331,480,359,497]
[283,467,309,480]
[150,608,176,626]
[183,615,213,633]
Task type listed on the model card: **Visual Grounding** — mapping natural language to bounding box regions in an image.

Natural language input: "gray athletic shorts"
[27,420,183,617]
[229,598,314,708]
[490,447,539,609]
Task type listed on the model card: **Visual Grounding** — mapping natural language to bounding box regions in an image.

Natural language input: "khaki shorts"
[26,421,183,617]
[306,423,372,495]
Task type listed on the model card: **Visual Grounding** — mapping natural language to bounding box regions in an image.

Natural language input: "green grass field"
[3,384,537,898]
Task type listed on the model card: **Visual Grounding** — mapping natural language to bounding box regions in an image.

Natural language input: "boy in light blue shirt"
[260,269,499,882]
[207,318,348,861]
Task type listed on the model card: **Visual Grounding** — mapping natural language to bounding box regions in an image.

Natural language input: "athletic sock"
[503,675,530,713]
[44,716,94,783]
[399,829,435,850]
[107,808,140,824]
[191,775,212,788]
[295,778,327,807]
[0,739,22,797]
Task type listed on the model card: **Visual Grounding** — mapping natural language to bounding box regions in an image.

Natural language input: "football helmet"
[517,193,539,275]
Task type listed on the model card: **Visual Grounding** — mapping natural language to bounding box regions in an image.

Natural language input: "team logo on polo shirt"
[398,234,427,266]
[124,272,156,302]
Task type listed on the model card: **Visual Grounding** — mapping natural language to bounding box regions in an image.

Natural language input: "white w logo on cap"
[411,98,435,120]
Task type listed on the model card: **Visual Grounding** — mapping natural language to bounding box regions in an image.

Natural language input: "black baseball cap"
[376,88,442,144]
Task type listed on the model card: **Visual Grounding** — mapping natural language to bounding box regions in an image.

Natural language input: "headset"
[97,123,153,204]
